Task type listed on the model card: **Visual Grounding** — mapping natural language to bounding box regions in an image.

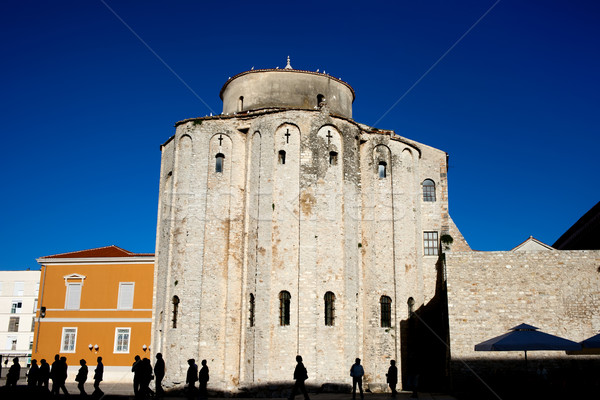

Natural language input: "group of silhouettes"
[6,353,402,398]
[131,353,167,398]
[3,353,170,398]
[185,358,210,398]
[289,356,400,400]
[4,354,105,396]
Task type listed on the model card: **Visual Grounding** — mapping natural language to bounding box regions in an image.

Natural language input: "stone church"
[150,60,600,394]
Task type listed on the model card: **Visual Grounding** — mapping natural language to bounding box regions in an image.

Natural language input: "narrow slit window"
[172,296,180,329]
[215,153,224,173]
[278,150,286,165]
[324,292,335,326]
[329,151,338,166]
[380,296,392,328]
[317,94,326,107]
[407,297,415,318]
[378,162,387,179]
[279,291,291,326]
[238,96,244,112]
[423,179,436,202]
[249,293,255,327]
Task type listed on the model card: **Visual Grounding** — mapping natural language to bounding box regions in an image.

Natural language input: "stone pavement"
[0,379,456,399]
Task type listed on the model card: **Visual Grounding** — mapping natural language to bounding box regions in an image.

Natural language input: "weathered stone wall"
[446,250,600,375]
[152,100,451,392]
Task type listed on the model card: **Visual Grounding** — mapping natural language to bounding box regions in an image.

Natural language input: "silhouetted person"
[38,358,50,388]
[50,354,61,394]
[199,359,209,398]
[132,355,142,397]
[186,358,198,392]
[350,358,364,400]
[154,353,165,396]
[58,356,70,395]
[289,355,310,400]
[139,358,154,398]
[27,359,39,387]
[386,360,398,398]
[76,359,88,395]
[5,357,20,386]
[93,356,104,396]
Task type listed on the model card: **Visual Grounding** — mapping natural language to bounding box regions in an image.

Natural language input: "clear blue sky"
[1,1,599,270]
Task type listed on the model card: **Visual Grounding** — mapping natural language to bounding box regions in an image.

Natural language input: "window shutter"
[118,283,135,309]
[66,283,82,309]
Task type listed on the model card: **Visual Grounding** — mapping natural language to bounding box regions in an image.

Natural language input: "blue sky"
[1,1,598,270]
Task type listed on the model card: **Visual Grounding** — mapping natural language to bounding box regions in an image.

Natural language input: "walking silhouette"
[350,358,364,400]
[154,353,165,396]
[93,356,104,396]
[76,359,88,395]
[288,355,310,400]
[5,357,20,386]
[132,355,142,397]
[199,359,209,398]
[38,358,49,388]
[386,360,398,398]
[27,359,39,387]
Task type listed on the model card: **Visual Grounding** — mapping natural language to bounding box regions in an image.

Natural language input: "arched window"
[329,151,338,166]
[324,292,335,326]
[278,150,286,165]
[238,96,244,112]
[172,296,180,329]
[378,161,387,179]
[279,291,291,326]
[317,94,326,107]
[380,295,392,327]
[407,297,415,318]
[423,179,436,202]
[249,293,255,327]
[215,153,224,173]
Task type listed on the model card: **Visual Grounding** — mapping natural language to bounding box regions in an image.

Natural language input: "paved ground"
[0,379,456,399]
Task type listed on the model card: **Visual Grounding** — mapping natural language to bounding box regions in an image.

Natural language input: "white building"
[0,270,40,370]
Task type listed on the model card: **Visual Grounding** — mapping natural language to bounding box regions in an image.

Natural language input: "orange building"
[33,246,154,381]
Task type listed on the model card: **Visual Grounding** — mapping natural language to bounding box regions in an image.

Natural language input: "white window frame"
[7,336,17,351]
[11,300,23,314]
[65,283,82,310]
[61,327,77,353]
[14,281,24,296]
[117,282,135,310]
[113,327,131,353]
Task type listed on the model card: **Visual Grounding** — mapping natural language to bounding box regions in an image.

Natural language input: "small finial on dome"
[285,56,293,69]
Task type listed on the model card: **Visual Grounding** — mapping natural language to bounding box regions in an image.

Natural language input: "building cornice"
[37,256,155,265]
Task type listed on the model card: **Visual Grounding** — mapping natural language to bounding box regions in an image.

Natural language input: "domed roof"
[220,62,355,119]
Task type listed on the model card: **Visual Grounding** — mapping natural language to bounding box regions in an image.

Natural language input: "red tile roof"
[41,245,154,259]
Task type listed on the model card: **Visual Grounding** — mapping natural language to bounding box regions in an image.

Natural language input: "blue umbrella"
[475,323,582,368]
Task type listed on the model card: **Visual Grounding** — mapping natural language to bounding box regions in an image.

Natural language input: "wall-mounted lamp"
[94,344,99,351]
[142,344,148,352]
[40,307,46,318]
[88,344,93,351]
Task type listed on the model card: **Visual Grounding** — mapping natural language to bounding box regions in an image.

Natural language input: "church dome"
[220,62,355,118]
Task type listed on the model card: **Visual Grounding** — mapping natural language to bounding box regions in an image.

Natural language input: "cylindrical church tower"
[152,61,452,393]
